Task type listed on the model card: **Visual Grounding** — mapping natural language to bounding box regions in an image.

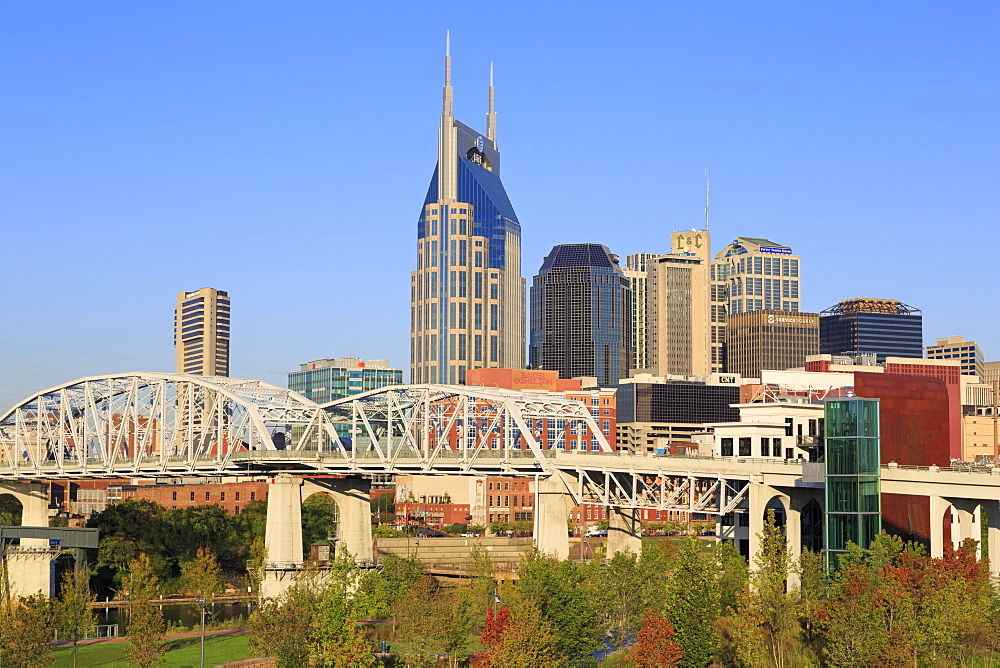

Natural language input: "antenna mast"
[704,168,710,231]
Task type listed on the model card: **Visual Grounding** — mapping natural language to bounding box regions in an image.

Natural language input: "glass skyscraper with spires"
[411,39,525,384]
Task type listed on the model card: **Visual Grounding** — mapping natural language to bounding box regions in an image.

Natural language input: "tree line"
[246,510,999,666]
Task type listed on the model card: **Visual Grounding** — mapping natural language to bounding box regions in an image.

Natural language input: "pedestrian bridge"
[3,373,1000,598]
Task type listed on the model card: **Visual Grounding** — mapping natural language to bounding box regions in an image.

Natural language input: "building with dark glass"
[820,298,923,363]
[411,41,524,385]
[726,310,819,378]
[529,244,631,387]
[174,287,229,376]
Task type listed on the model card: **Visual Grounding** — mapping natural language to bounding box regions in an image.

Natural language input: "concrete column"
[534,474,573,560]
[304,477,374,563]
[0,483,53,597]
[606,506,642,557]
[784,492,804,591]
[264,475,304,566]
[929,495,949,559]
[747,479,780,567]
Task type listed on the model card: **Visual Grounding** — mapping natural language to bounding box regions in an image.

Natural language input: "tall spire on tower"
[438,31,457,200]
[486,62,497,143]
[704,168,710,231]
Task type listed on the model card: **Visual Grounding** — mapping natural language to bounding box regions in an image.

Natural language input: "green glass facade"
[824,397,881,568]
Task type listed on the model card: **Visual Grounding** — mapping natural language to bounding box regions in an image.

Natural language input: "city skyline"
[2,3,998,404]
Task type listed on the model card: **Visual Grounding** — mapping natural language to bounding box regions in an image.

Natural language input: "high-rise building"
[646,231,713,376]
[623,253,663,374]
[529,244,631,387]
[926,336,985,378]
[726,309,819,378]
[411,40,524,385]
[714,237,801,316]
[288,357,403,404]
[819,298,923,363]
[174,288,229,376]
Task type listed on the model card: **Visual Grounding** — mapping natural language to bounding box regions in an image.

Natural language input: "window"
[235,491,241,501]
[205,492,210,501]
[250,491,256,501]
[172,491,177,501]
[760,438,770,457]
[721,438,734,457]
[190,491,195,501]
[220,492,226,501]
[738,437,751,457]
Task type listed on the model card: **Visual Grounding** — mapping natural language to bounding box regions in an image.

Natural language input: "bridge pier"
[262,475,304,600]
[929,495,950,559]
[535,475,573,560]
[606,507,642,557]
[0,482,54,598]
[748,481,807,590]
[261,474,375,600]
[302,477,373,563]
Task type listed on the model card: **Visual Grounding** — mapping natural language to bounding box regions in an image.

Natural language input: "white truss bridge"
[4,373,997,519]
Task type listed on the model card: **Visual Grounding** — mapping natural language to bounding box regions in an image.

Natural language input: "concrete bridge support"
[606,507,642,558]
[535,475,573,560]
[261,475,375,600]
[929,495,950,559]
[302,477,374,563]
[748,481,813,591]
[0,482,54,598]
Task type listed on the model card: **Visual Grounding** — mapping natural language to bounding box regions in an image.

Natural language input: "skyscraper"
[726,309,819,378]
[646,231,713,376]
[174,288,229,376]
[714,237,801,315]
[819,298,923,363]
[529,244,631,387]
[926,336,986,378]
[623,253,663,373]
[411,38,524,384]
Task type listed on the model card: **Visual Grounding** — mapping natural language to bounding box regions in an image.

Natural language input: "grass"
[49,633,254,667]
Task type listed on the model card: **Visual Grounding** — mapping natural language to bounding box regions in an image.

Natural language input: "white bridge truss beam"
[564,467,751,516]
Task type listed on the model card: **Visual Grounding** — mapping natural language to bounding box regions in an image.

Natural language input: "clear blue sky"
[1,2,998,405]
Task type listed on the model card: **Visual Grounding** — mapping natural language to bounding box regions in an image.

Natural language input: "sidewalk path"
[54,628,247,647]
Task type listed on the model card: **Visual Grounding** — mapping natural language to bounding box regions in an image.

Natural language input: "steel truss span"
[320,384,614,472]
[0,372,334,477]
[0,377,612,478]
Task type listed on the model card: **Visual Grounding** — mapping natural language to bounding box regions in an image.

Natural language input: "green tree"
[313,553,375,667]
[125,554,166,668]
[179,546,224,607]
[486,591,562,667]
[796,548,825,643]
[0,593,52,668]
[663,539,721,666]
[53,569,97,668]
[594,550,646,648]
[354,552,422,631]
[729,510,803,668]
[248,569,324,667]
[396,574,471,666]
[0,494,23,525]
[516,548,602,662]
[302,493,339,549]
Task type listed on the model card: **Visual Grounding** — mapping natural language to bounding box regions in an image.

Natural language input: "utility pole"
[197,597,206,668]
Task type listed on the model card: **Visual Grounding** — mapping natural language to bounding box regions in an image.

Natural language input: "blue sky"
[1,2,998,405]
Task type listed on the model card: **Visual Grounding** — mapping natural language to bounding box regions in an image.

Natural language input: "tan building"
[926,335,985,379]
[963,409,998,462]
[983,361,1000,384]
[174,288,229,376]
[714,237,801,316]
[624,253,663,374]
[646,231,713,376]
[726,310,819,378]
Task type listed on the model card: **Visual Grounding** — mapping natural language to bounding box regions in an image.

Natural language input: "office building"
[288,357,403,404]
[174,288,229,376]
[623,253,663,374]
[926,336,985,379]
[726,309,819,378]
[411,43,524,385]
[646,231,714,376]
[529,244,631,387]
[819,298,923,363]
[714,237,801,316]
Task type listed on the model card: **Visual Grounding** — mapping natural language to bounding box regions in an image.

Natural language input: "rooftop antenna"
[704,168,710,232]
[486,62,497,143]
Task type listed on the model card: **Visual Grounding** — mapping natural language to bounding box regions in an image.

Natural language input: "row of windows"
[719,436,789,458]
[172,489,261,502]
